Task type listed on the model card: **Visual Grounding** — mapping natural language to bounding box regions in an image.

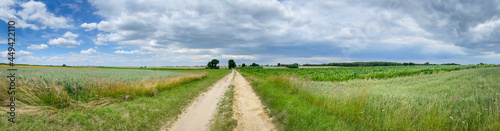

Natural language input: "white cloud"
[27,44,49,50]
[80,48,99,55]
[114,50,148,54]
[48,38,81,48]
[63,31,79,39]
[48,32,81,48]
[470,18,500,40]
[220,55,258,60]
[1,50,32,57]
[171,47,220,54]
[112,46,125,49]
[380,37,467,55]
[0,0,39,29]
[93,33,108,45]
[18,52,131,66]
[81,22,98,31]
[0,0,71,30]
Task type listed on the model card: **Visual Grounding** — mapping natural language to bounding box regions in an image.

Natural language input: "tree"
[207,61,212,67]
[242,63,246,67]
[211,59,219,68]
[206,59,220,69]
[228,59,236,69]
[424,62,430,65]
[285,63,299,68]
[277,63,281,66]
[250,63,260,66]
[62,64,67,67]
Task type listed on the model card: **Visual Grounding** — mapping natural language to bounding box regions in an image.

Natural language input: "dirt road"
[232,71,275,131]
[167,70,235,131]
[166,70,274,131]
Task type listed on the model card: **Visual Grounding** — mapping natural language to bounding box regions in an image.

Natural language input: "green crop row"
[239,65,500,81]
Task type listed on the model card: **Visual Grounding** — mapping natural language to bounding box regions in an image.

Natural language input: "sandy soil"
[166,70,235,131]
[232,71,275,131]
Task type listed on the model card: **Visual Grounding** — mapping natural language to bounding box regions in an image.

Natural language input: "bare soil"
[232,71,275,131]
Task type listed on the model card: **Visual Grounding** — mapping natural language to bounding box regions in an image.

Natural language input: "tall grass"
[0,68,206,108]
[242,74,362,130]
[245,67,500,130]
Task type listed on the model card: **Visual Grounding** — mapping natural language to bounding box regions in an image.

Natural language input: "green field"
[2,65,499,130]
[0,67,231,130]
[240,65,500,81]
[240,66,500,130]
[0,67,208,108]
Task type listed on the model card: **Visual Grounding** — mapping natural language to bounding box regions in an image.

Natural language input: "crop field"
[240,66,500,130]
[0,66,232,130]
[240,65,500,81]
[0,67,209,108]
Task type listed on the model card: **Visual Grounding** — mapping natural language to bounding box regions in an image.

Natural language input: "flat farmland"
[0,66,232,130]
[239,65,500,130]
[241,65,500,81]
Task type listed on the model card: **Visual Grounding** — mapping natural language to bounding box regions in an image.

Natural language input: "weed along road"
[166,70,275,131]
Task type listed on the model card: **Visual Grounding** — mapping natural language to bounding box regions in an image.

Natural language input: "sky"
[0,0,499,66]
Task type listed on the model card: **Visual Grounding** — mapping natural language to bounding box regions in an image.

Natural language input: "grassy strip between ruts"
[210,84,237,130]
[242,67,500,130]
[240,72,363,131]
[0,69,231,130]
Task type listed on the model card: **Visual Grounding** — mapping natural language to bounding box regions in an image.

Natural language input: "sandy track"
[232,71,275,131]
[166,70,235,131]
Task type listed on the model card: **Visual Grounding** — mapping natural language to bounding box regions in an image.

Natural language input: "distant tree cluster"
[302,62,403,67]
[278,63,299,68]
[238,62,263,69]
[402,62,415,66]
[206,59,220,69]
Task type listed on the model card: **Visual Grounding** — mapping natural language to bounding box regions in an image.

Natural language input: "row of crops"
[239,65,500,81]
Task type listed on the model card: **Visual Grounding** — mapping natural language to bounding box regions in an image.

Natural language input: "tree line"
[205,59,237,69]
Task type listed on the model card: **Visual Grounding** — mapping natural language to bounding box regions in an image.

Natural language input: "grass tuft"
[210,84,237,130]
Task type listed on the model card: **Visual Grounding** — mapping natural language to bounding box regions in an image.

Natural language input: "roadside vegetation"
[210,84,237,130]
[0,67,231,130]
[240,66,500,130]
[243,74,362,130]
